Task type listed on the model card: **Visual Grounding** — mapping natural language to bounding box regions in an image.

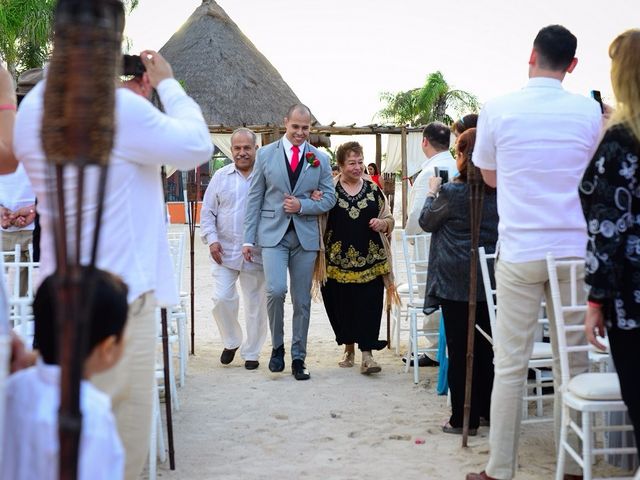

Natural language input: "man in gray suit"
[242,104,336,380]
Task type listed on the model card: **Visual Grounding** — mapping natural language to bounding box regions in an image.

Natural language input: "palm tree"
[0,0,139,77]
[378,71,479,126]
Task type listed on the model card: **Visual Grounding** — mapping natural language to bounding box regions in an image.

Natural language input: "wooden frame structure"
[208,123,425,227]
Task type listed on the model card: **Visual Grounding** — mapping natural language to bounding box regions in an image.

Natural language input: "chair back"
[2,244,39,302]
[546,253,589,390]
[400,231,431,307]
[167,230,186,294]
[478,247,497,344]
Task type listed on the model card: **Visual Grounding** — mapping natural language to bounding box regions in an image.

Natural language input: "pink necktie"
[291,145,300,171]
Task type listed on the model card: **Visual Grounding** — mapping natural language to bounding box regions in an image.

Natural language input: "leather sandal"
[338,351,355,368]
[442,421,477,436]
[360,352,381,374]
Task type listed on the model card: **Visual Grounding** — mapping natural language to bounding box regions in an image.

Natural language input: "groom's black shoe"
[268,345,285,372]
[291,359,310,381]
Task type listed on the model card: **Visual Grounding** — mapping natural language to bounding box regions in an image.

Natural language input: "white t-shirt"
[474,77,602,263]
[14,79,213,306]
[1,361,124,480]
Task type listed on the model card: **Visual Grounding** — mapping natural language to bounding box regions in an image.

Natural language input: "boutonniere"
[305,152,320,168]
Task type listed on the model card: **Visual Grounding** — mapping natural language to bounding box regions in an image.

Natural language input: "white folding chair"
[167,230,188,386]
[400,231,439,384]
[389,228,414,354]
[478,247,554,423]
[148,380,167,480]
[547,253,635,480]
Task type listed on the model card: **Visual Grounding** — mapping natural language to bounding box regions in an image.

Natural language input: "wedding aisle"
[150,225,562,480]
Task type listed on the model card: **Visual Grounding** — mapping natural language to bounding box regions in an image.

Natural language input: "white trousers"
[211,262,267,361]
[486,258,588,479]
[92,292,157,480]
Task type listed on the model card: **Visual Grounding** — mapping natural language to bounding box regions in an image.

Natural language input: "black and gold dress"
[321,179,389,351]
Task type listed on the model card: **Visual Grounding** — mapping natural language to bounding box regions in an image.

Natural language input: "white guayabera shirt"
[200,162,262,271]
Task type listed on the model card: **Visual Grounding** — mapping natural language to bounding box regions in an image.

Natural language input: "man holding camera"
[404,121,456,367]
[15,50,213,478]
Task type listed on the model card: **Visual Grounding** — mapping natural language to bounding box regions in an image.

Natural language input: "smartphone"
[590,90,604,113]
[433,166,449,184]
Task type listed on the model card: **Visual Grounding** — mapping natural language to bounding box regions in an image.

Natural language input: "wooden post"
[161,308,176,469]
[375,133,382,172]
[462,159,485,447]
[401,127,408,228]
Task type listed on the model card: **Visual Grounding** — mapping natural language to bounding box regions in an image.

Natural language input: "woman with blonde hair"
[580,29,640,459]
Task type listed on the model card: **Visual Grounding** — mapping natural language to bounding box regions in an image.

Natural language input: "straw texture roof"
[159,1,325,135]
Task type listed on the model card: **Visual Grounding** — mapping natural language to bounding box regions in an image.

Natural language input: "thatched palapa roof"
[159,0,329,146]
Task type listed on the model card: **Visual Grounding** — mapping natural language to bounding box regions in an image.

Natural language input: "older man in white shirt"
[404,122,456,366]
[201,128,267,370]
[14,50,213,479]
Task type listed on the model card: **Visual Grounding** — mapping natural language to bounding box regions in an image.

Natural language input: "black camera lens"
[122,54,145,77]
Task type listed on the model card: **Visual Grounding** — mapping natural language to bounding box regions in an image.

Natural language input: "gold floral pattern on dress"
[336,181,377,220]
[327,240,389,283]
[327,262,390,283]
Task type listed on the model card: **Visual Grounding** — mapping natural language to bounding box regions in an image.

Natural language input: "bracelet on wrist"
[587,300,603,309]
[0,104,16,111]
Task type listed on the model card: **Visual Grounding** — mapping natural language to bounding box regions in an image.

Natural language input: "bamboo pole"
[40,1,123,477]
[375,133,382,171]
[400,126,408,228]
[462,158,485,447]
[187,168,199,354]
[160,308,176,469]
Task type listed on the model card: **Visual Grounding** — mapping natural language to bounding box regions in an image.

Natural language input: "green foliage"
[322,146,336,165]
[378,71,479,126]
[0,0,55,76]
[0,0,139,77]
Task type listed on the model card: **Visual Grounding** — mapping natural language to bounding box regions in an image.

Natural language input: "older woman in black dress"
[320,141,395,374]
[419,128,498,435]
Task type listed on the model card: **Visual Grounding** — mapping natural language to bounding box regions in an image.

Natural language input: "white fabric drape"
[383,132,424,177]
[212,133,232,161]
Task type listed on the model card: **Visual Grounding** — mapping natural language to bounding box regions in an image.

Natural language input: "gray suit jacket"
[243,139,336,251]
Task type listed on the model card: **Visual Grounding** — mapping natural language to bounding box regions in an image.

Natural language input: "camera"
[122,54,145,77]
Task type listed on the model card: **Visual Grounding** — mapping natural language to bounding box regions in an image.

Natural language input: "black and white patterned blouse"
[580,123,640,330]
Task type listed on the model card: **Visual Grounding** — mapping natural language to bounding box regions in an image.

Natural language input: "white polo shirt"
[474,77,602,263]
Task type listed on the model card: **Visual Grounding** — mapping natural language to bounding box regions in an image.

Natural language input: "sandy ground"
[149,225,630,480]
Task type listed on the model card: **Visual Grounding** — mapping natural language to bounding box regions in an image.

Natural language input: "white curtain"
[165,132,265,177]
[383,132,424,177]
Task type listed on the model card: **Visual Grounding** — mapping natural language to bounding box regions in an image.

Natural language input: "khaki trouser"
[92,292,157,480]
[486,258,588,479]
[2,230,33,297]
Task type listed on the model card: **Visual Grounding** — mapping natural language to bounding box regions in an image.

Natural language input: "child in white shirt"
[1,267,129,479]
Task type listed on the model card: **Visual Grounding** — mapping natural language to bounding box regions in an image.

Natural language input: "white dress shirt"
[14,78,213,306]
[1,361,124,480]
[200,163,262,271]
[474,77,602,263]
[281,135,308,169]
[405,150,457,235]
[0,164,36,233]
